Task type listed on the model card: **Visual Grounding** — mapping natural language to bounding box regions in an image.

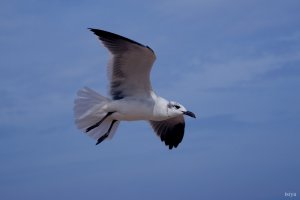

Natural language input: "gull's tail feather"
[74,87,119,141]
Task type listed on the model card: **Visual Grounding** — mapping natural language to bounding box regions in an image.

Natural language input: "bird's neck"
[152,94,170,120]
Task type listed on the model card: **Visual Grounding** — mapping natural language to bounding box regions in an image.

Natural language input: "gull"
[74,28,196,149]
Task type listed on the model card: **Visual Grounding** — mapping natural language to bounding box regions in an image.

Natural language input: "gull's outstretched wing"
[149,116,185,149]
[89,28,156,100]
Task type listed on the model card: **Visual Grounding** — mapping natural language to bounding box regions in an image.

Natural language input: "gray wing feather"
[89,29,156,100]
[149,115,185,149]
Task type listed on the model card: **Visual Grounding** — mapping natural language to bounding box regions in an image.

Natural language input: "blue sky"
[0,0,299,199]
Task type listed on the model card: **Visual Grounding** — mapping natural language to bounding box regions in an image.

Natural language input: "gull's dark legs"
[86,112,115,132]
[96,120,118,145]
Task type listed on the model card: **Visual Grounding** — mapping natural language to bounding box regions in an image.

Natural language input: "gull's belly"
[112,111,152,121]
[110,99,156,121]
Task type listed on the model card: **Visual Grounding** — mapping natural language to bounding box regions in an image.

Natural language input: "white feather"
[74,87,120,140]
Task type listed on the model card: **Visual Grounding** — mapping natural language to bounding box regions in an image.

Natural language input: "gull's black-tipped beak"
[183,111,196,118]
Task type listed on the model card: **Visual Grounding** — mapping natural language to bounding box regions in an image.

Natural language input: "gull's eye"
[174,105,180,109]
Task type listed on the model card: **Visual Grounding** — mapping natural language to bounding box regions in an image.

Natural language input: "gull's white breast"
[108,94,170,121]
[109,97,156,121]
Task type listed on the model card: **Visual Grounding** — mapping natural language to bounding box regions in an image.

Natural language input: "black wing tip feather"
[161,123,185,150]
[88,28,154,53]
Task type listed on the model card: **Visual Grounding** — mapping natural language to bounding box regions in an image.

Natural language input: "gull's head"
[167,101,196,118]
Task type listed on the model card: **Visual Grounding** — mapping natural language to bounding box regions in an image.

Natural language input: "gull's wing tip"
[87,28,154,52]
[149,116,185,150]
[87,27,95,31]
[87,28,107,36]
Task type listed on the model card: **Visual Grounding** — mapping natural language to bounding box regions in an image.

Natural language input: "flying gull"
[74,28,196,149]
